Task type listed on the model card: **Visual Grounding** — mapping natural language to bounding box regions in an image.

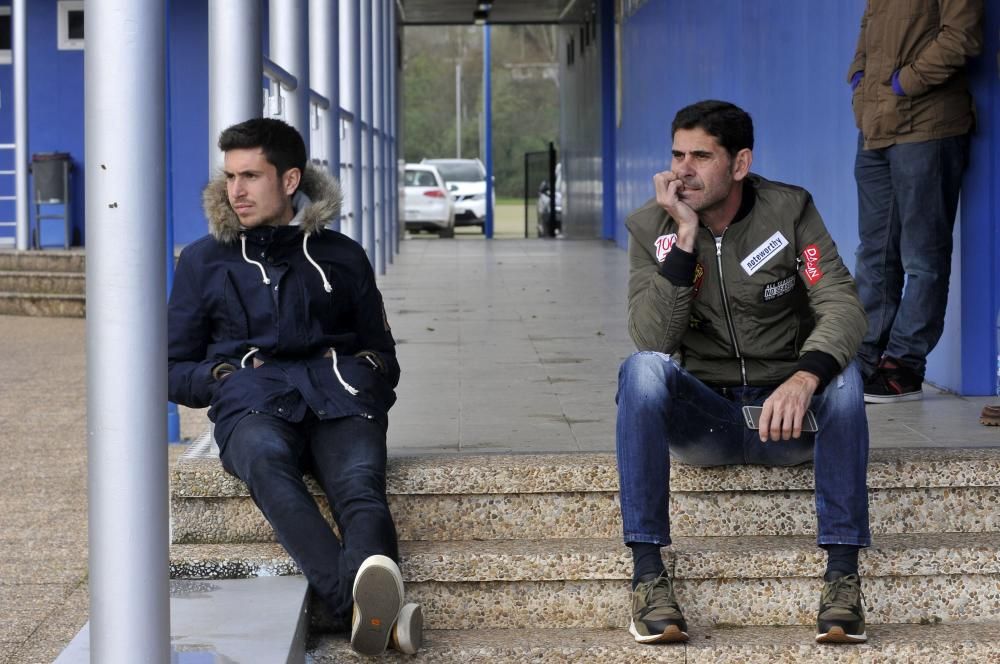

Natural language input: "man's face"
[670,127,740,214]
[223,147,297,229]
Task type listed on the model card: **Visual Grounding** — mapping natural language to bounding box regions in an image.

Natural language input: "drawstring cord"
[330,347,359,395]
[240,347,260,369]
[302,233,333,293]
[240,234,271,285]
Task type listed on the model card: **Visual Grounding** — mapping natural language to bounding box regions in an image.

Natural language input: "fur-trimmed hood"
[202,163,343,245]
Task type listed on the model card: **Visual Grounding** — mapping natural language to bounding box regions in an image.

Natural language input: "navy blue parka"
[168,165,399,450]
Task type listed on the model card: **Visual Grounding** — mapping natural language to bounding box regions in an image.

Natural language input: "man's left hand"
[758,371,820,442]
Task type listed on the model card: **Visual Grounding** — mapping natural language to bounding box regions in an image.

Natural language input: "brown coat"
[848,0,983,149]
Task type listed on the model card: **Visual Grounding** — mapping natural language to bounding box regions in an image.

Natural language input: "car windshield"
[427,162,483,182]
[405,170,438,187]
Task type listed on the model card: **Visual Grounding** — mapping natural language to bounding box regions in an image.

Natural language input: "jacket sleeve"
[847,2,869,81]
[626,227,695,354]
[167,250,219,408]
[353,255,401,389]
[896,0,984,96]
[794,196,867,373]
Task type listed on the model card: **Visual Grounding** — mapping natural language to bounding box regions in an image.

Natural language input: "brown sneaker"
[981,404,1000,426]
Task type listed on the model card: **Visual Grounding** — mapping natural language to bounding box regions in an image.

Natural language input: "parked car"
[536,162,563,237]
[421,158,494,233]
[403,164,455,238]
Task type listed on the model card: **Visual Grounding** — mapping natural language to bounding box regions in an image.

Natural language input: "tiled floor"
[1,237,997,662]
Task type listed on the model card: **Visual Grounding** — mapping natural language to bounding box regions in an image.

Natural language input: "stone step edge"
[306,623,1000,662]
[172,445,1000,498]
[170,532,1000,582]
[0,269,85,278]
[0,291,86,300]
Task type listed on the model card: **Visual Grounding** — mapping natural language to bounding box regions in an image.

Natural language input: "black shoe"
[816,572,867,644]
[864,356,923,404]
[629,571,689,644]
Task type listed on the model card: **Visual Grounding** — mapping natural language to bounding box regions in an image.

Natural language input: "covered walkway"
[1,239,997,662]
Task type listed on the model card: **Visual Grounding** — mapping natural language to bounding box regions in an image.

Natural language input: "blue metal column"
[310,0,340,187]
[349,0,363,243]
[599,0,616,240]
[391,9,400,256]
[362,0,375,264]
[483,24,493,239]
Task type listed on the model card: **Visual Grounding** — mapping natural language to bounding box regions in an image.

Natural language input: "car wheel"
[438,226,455,239]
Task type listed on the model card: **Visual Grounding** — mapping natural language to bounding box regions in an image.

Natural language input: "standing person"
[617,101,871,645]
[168,118,421,656]
[849,0,984,402]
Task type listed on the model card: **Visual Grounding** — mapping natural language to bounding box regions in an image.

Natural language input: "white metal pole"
[310,0,340,185]
[374,0,385,275]
[455,62,461,159]
[392,16,401,255]
[208,0,261,172]
[12,0,28,250]
[271,0,310,152]
[85,0,170,661]
[383,0,393,265]
[350,0,363,244]
[362,0,375,265]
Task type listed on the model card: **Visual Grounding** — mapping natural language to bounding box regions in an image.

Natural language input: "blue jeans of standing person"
[221,411,398,627]
[854,133,969,378]
[615,352,871,548]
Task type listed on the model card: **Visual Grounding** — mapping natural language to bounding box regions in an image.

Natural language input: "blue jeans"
[221,412,398,626]
[854,133,969,377]
[615,352,871,548]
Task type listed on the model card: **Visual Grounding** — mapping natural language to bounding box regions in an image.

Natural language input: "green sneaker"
[816,572,867,644]
[629,571,689,644]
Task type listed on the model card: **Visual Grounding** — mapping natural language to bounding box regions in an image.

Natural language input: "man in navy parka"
[168,119,422,656]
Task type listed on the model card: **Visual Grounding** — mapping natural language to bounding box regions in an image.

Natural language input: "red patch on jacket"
[802,244,823,286]
[693,262,705,297]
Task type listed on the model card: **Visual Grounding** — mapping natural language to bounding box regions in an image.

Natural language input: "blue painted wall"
[609,0,1000,394]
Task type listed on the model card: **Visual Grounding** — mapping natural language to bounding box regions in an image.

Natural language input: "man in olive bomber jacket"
[617,101,871,646]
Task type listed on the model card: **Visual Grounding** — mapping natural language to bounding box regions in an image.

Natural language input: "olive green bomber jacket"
[626,175,867,389]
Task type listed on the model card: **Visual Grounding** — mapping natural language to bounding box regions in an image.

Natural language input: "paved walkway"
[1,238,997,662]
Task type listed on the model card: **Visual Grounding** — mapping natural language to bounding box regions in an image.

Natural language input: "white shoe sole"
[864,391,922,404]
[816,626,867,643]
[393,602,424,654]
[629,619,689,644]
[351,555,405,656]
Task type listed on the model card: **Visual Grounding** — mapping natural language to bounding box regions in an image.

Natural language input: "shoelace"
[642,573,680,613]
[823,575,866,612]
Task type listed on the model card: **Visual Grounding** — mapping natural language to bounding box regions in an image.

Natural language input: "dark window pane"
[68,10,84,40]
[0,15,10,51]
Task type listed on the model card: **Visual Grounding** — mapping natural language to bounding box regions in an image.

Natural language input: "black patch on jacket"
[762,275,796,302]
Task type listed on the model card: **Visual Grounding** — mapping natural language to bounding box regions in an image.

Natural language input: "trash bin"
[30,152,72,248]
[31,152,71,203]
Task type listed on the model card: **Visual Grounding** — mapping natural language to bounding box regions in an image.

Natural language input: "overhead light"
[473,8,489,24]
[477,2,492,10]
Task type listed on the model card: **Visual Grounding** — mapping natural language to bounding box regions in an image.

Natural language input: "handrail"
[309,90,330,110]
[263,57,297,91]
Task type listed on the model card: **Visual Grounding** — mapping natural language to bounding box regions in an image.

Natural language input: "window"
[0,8,10,65]
[58,1,84,51]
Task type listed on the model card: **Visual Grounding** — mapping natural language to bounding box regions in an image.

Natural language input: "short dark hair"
[218,118,307,177]
[671,100,754,157]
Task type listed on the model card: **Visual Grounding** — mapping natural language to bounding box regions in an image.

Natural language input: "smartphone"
[742,405,818,433]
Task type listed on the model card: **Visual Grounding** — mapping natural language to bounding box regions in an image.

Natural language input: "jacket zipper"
[714,233,748,385]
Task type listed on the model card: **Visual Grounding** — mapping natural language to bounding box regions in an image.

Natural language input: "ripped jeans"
[615,352,871,548]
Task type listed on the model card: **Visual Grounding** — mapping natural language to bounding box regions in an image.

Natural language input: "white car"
[403,164,455,238]
[421,158,494,233]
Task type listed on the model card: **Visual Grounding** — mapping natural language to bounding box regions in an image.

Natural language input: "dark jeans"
[221,412,398,625]
[854,133,969,377]
[615,352,871,548]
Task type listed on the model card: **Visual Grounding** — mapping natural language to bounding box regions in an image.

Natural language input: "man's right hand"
[653,170,698,251]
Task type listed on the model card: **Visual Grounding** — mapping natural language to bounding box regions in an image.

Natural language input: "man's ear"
[282,167,302,196]
[731,148,753,181]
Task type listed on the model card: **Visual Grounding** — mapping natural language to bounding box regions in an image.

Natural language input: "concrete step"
[170,443,1000,543]
[307,622,1000,663]
[0,270,85,294]
[170,533,1000,628]
[0,292,86,317]
[0,249,85,273]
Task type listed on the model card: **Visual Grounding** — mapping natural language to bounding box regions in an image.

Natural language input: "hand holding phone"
[742,405,818,434]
